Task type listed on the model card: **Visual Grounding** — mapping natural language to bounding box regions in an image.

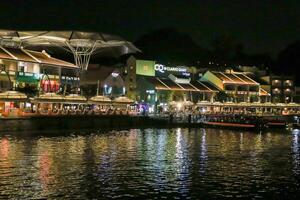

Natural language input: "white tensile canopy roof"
[0,30,140,71]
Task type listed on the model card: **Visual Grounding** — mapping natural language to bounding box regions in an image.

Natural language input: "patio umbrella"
[31,93,64,103]
[88,95,111,104]
[64,94,87,104]
[0,91,27,101]
[113,96,134,104]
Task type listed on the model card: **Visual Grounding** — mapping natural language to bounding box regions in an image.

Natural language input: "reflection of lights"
[199,129,207,174]
[292,129,300,175]
[176,128,183,159]
[0,137,9,160]
[39,152,51,191]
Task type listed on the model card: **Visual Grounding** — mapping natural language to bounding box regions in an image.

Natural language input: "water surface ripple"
[1,128,300,199]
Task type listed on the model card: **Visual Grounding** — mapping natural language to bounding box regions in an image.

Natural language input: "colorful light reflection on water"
[0,128,300,199]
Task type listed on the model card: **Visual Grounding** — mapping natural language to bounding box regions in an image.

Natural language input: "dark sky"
[1,0,300,56]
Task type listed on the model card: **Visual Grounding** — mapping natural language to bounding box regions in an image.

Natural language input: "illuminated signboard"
[136,60,155,76]
[146,90,155,94]
[111,72,119,77]
[155,64,190,77]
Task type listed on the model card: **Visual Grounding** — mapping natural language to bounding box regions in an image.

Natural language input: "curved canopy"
[0,91,27,101]
[64,94,87,104]
[31,93,64,103]
[0,30,140,70]
[88,95,111,104]
[113,96,134,104]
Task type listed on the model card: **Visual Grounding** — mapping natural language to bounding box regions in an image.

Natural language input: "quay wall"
[0,115,173,132]
[0,114,296,133]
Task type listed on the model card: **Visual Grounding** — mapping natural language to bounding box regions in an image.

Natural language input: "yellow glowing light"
[177,103,182,109]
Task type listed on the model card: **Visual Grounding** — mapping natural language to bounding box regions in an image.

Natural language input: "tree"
[276,41,300,84]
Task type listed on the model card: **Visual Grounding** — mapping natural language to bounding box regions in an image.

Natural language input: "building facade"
[200,71,270,103]
[125,57,219,111]
[0,47,79,95]
[261,75,295,103]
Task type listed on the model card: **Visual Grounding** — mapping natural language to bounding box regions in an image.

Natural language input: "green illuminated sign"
[136,60,155,76]
[16,72,40,83]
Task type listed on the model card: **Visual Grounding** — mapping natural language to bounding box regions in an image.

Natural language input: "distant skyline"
[1,0,300,56]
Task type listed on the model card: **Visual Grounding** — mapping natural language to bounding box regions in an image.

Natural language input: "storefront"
[0,46,79,96]
[128,58,218,113]
[0,91,28,117]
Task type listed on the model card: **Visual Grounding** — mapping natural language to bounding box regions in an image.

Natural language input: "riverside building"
[0,46,79,94]
[200,71,270,103]
[0,46,78,116]
[125,56,218,112]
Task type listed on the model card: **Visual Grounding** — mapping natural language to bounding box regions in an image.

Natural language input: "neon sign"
[154,64,187,73]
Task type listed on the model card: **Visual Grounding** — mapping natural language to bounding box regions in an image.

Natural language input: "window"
[272,79,281,86]
[19,66,25,72]
[272,88,281,94]
[284,80,292,87]
[0,64,6,71]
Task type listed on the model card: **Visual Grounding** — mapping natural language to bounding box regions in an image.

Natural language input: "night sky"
[1,0,300,56]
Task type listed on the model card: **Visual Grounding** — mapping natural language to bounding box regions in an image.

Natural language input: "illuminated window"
[272,79,281,86]
[273,88,281,94]
[285,88,291,94]
[284,80,292,87]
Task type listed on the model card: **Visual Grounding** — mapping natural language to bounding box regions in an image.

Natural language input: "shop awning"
[190,81,219,92]
[212,72,259,85]
[146,77,169,90]
[259,88,271,96]
[144,77,219,93]
[158,78,183,90]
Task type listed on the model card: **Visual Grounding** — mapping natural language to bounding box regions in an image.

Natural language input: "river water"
[1,128,300,199]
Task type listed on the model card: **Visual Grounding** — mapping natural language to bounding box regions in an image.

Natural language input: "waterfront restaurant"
[0,46,79,117]
[200,71,270,103]
[0,46,79,95]
[126,57,218,112]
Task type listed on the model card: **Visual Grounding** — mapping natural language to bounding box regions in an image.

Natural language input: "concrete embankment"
[0,115,173,132]
[0,114,295,133]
